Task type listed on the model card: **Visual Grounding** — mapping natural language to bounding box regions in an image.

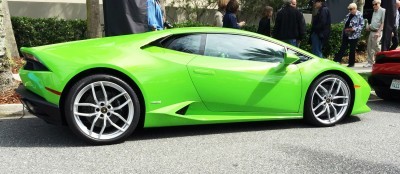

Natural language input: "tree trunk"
[86,0,101,38]
[3,0,17,58]
[0,0,15,92]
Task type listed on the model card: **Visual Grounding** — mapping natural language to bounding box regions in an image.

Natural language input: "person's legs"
[390,28,399,50]
[372,32,382,62]
[311,32,323,57]
[348,39,358,67]
[366,32,374,65]
[334,36,349,63]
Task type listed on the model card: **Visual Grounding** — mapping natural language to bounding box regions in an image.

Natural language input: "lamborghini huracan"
[17,27,371,144]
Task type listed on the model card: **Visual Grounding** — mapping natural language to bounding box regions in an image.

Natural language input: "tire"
[304,74,352,126]
[64,74,141,145]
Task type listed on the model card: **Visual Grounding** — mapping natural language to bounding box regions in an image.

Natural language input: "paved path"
[348,62,372,73]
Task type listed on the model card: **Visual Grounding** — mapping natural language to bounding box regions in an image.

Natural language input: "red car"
[368,49,400,100]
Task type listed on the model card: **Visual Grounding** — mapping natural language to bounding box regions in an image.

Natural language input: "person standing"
[364,0,385,67]
[214,0,230,27]
[310,0,331,58]
[222,0,245,29]
[257,6,273,37]
[381,0,397,51]
[333,3,364,67]
[390,1,400,50]
[147,0,164,31]
[272,0,306,47]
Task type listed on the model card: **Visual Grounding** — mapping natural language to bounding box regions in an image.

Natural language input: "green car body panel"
[19,27,371,128]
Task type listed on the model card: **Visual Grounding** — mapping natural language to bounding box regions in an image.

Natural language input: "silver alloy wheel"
[73,81,134,140]
[311,77,350,124]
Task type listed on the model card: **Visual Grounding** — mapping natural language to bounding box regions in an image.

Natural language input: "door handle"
[193,69,215,75]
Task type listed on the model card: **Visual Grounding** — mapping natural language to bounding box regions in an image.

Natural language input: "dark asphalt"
[0,97,399,173]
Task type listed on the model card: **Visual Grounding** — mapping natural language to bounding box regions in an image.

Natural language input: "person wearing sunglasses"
[364,0,385,67]
[333,3,364,67]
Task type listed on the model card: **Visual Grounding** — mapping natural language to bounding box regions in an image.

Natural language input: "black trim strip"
[16,85,63,125]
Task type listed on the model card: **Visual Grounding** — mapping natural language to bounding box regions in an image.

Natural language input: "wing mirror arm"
[274,52,300,72]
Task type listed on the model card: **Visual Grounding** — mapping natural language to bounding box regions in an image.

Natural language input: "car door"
[187,34,302,113]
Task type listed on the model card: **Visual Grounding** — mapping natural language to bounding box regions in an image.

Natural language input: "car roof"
[165,27,263,38]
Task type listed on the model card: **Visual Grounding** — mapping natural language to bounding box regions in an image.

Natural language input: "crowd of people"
[334,0,400,67]
[147,0,400,67]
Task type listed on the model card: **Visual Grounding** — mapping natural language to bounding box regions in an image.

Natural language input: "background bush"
[173,21,210,28]
[10,17,392,60]
[11,17,87,51]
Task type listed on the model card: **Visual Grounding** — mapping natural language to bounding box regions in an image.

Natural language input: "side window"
[204,34,285,63]
[162,34,203,55]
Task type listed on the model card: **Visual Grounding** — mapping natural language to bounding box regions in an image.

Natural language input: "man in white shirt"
[364,0,385,67]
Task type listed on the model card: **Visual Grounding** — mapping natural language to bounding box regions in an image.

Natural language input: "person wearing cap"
[310,0,331,58]
[333,3,364,67]
[364,0,385,67]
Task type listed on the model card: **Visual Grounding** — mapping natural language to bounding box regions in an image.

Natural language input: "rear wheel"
[304,74,352,126]
[64,74,140,145]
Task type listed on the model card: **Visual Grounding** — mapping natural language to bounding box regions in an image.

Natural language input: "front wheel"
[64,74,141,145]
[304,74,352,126]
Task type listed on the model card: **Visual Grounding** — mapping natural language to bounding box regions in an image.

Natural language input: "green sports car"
[17,27,371,144]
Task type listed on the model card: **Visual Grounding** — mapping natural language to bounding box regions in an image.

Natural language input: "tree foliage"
[12,17,87,50]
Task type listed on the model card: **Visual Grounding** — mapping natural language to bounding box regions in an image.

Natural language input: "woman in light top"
[214,0,230,27]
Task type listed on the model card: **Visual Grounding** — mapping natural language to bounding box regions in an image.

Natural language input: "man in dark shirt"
[311,0,331,57]
[272,0,306,47]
